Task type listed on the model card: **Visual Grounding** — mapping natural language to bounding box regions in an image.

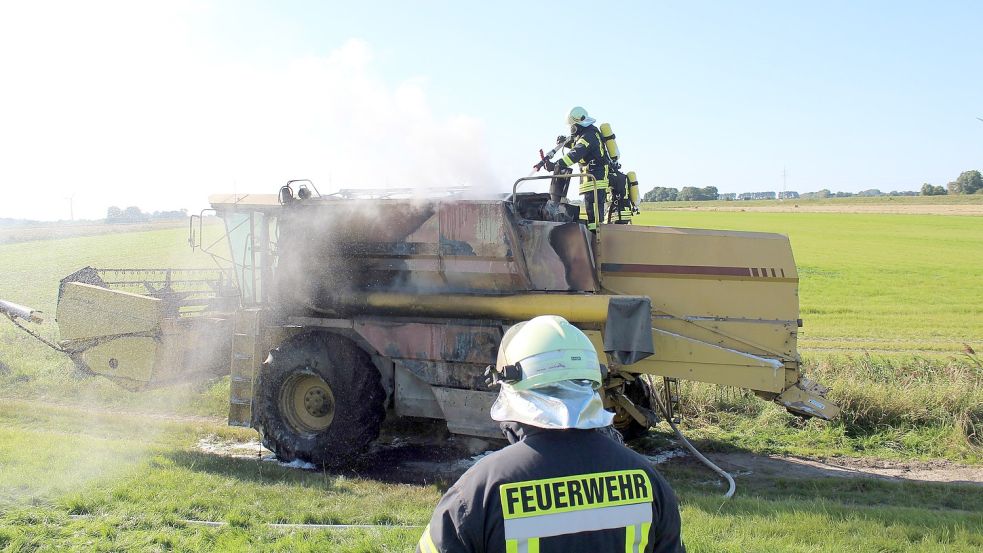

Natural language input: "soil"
[194,433,983,488]
[0,220,186,245]
[195,419,503,485]
[701,453,983,486]
[662,204,983,216]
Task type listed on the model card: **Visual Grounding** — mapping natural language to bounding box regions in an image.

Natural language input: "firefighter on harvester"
[542,107,610,231]
[417,315,685,553]
[542,107,641,229]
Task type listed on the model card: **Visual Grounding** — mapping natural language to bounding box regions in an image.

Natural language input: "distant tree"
[677,186,699,201]
[949,170,982,195]
[677,186,718,201]
[106,206,122,220]
[857,189,883,197]
[151,209,188,220]
[816,189,831,199]
[920,183,946,196]
[643,187,678,202]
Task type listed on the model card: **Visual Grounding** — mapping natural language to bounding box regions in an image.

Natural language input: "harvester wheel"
[612,378,653,442]
[253,331,385,468]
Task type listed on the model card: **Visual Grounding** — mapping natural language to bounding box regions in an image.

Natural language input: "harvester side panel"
[600,224,799,356]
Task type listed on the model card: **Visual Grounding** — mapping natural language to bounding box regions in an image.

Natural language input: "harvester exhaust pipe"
[0,299,43,324]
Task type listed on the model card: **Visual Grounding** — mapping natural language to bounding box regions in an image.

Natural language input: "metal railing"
[511,173,602,236]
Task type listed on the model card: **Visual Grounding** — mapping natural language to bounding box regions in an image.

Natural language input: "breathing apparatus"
[596,122,641,220]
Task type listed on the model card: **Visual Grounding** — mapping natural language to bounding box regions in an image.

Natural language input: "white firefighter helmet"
[567,106,596,127]
[490,315,613,429]
[495,315,602,390]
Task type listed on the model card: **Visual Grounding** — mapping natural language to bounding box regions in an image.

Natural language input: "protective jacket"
[417,423,685,553]
[557,124,611,194]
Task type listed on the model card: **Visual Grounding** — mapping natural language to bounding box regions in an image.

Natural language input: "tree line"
[643,186,719,202]
[106,206,188,223]
[921,170,982,196]
[642,169,983,202]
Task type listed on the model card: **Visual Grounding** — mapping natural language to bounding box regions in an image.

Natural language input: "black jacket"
[417,424,685,553]
[558,124,610,185]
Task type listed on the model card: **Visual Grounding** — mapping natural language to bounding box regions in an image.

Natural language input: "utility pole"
[781,166,788,200]
[66,194,75,221]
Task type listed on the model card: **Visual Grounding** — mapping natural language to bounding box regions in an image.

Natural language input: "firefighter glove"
[543,159,556,172]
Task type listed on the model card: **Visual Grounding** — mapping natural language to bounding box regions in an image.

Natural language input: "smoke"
[0,3,500,221]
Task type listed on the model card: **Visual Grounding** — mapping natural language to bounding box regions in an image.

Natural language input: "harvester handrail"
[189,208,217,251]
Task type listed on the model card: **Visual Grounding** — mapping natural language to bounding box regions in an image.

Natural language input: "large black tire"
[253,331,385,468]
[612,378,653,442]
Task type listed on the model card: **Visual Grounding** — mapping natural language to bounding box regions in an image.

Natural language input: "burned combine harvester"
[53,180,839,466]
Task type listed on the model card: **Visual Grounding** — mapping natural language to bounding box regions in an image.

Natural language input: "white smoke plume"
[0,2,500,221]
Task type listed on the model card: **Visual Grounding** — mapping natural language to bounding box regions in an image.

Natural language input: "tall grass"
[672,353,983,462]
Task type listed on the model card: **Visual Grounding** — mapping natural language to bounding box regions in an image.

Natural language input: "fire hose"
[643,375,737,499]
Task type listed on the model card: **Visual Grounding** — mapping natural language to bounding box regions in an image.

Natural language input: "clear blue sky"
[1,1,981,219]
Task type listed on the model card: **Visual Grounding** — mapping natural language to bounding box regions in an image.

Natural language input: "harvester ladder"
[229,308,264,427]
[663,377,681,424]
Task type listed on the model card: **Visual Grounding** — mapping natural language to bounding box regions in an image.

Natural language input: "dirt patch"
[195,421,502,486]
[660,204,983,216]
[194,431,983,487]
[700,453,983,486]
[1,397,225,425]
[0,220,186,244]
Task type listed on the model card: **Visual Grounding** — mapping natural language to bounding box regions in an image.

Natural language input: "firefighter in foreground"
[417,315,684,553]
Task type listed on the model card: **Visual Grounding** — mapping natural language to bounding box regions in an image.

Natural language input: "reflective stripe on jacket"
[417,424,685,553]
[557,125,611,194]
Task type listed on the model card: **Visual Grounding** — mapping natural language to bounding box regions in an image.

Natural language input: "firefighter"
[543,107,611,231]
[417,315,685,553]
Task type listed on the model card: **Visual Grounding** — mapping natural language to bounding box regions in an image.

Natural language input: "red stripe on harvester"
[602,263,754,277]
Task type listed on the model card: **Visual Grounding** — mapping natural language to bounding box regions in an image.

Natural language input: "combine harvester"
[6,175,839,471]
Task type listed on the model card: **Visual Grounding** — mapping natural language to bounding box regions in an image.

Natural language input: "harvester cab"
[34,177,839,467]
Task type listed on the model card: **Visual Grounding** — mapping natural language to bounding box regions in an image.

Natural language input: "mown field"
[1,199,981,551]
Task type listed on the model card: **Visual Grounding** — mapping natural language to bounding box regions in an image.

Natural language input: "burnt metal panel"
[515,220,599,291]
[394,366,443,419]
[431,387,501,438]
[353,320,502,366]
[395,359,491,390]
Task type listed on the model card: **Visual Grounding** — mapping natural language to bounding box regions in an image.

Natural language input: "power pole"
[781,166,788,200]
[67,194,75,221]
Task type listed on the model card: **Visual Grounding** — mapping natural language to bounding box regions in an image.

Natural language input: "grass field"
[1,199,981,551]
[632,209,983,353]
[641,193,983,210]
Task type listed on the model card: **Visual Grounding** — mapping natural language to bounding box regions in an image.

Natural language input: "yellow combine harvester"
[50,179,838,466]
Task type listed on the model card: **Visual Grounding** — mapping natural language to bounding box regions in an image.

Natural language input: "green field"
[1,203,982,551]
[641,193,983,209]
[633,209,983,354]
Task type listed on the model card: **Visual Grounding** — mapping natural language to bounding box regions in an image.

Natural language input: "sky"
[1,1,981,221]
